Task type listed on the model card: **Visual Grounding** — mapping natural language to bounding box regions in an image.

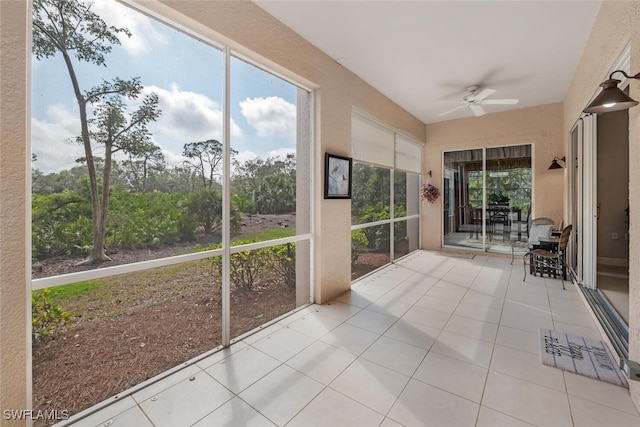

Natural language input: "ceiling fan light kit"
[438,85,520,117]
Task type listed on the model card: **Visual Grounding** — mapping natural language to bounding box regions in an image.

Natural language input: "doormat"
[539,329,628,388]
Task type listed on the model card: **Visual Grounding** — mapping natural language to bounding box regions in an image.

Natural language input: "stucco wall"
[422,103,565,250]
[0,0,30,424]
[563,0,640,410]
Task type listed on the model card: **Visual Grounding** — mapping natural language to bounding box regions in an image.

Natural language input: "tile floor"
[66,251,640,427]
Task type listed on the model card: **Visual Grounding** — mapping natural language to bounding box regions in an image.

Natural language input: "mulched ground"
[31,213,392,426]
[31,215,297,426]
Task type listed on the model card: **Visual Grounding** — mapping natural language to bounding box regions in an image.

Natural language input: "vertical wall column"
[0,0,30,425]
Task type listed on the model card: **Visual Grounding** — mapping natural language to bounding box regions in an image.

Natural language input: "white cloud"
[266,147,296,159]
[31,104,84,173]
[239,96,296,138]
[143,84,241,155]
[91,0,167,55]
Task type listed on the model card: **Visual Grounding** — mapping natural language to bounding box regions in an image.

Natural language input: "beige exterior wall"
[422,103,565,250]
[0,0,31,424]
[563,0,640,410]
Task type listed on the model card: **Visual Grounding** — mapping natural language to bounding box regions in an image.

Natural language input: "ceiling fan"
[438,85,519,117]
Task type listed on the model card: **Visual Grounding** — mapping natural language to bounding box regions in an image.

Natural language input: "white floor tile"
[551,320,601,340]
[499,311,554,334]
[505,287,550,306]
[380,417,405,427]
[345,308,398,334]
[388,379,479,427]
[139,370,234,427]
[495,325,539,355]
[550,308,595,327]
[454,302,502,324]
[133,364,202,403]
[444,315,499,342]
[430,331,494,368]
[286,340,356,384]
[250,326,315,362]
[286,388,384,427]
[414,294,461,313]
[96,405,154,427]
[564,371,639,416]
[383,318,440,349]
[67,396,138,427]
[365,298,413,318]
[319,323,380,356]
[476,406,535,427]
[502,300,552,320]
[307,301,361,322]
[376,288,423,304]
[402,305,451,329]
[330,358,409,414]
[568,394,640,427]
[461,290,504,310]
[413,351,488,403]
[285,312,342,339]
[482,371,572,427]
[549,296,590,314]
[205,346,280,393]
[195,342,249,369]
[470,279,509,298]
[360,335,427,376]
[239,365,324,426]
[192,397,276,427]
[426,283,467,301]
[394,276,437,294]
[333,290,375,308]
[490,344,565,391]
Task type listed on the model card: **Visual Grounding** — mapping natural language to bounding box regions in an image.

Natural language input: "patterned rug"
[539,329,628,388]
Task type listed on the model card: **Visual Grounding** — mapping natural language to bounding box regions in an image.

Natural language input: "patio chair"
[523,224,572,290]
[510,217,556,263]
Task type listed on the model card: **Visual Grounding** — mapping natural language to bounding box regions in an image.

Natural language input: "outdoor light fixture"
[548,156,566,170]
[584,70,640,113]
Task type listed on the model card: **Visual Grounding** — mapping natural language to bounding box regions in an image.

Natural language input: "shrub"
[210,240,270,290]
[351,230,369,265]
[270,243,296,288]
[32,289,73,340]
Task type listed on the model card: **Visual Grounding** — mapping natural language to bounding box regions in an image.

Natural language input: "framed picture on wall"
[324,153,352,199]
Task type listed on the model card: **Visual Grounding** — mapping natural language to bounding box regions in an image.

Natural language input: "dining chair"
[523,224,572,290]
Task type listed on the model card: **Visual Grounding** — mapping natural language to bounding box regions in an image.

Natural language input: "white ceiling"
[254,0,602,124]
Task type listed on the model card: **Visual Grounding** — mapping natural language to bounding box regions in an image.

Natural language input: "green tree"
[232,154,296,214]
[182,139,237,190]
[33,0,161,264]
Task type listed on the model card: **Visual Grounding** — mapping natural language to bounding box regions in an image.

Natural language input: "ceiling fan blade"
[470,104,485,117]
[438,104,468,116]
[473,88,496,102]
[483,98,519,105]
[440,100,467,104]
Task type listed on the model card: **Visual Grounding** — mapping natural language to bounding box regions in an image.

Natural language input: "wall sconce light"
[427,170,432,177]
[548,156,566,170]
[584,70,640,113]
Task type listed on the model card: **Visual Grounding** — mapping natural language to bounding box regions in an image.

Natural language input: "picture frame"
[324,153,352,199]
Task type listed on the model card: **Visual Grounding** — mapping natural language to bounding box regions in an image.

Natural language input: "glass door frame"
[442,144,532,253]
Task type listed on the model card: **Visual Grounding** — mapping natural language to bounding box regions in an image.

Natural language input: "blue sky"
[32,0,298,173]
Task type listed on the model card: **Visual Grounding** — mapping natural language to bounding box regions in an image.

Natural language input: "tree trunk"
[61,50,109,265]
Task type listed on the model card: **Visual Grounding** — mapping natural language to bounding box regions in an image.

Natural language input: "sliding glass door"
[443,145,532,253]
